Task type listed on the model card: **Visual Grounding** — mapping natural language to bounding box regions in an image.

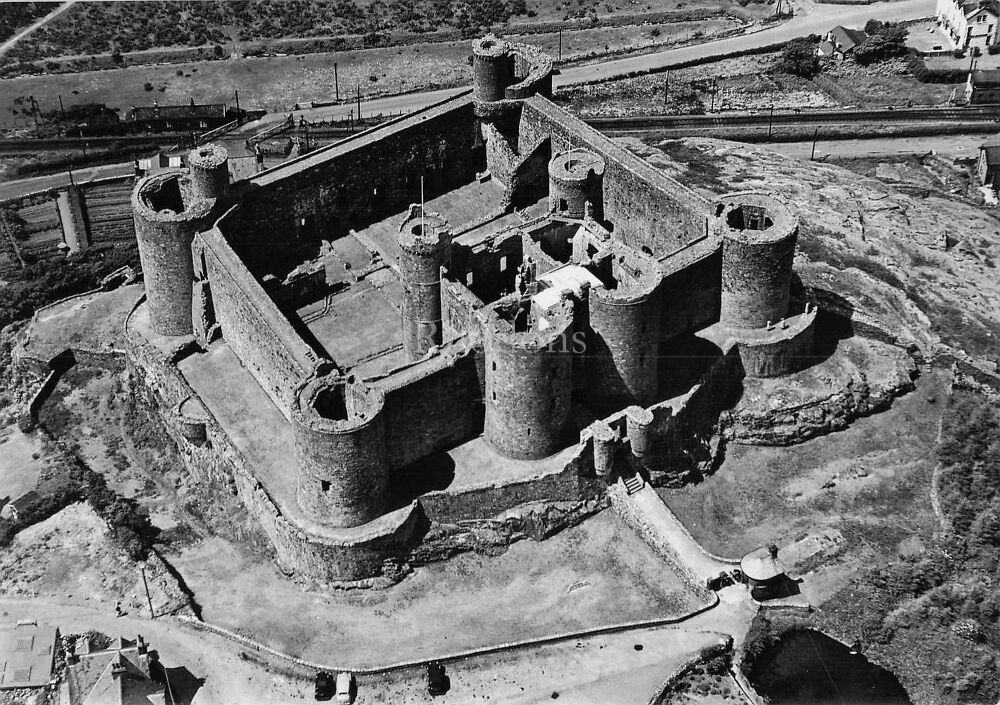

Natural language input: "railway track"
[584,106,1000,131]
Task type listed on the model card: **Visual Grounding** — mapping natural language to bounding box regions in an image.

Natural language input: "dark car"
[427,662,448,696]
[315,671,334,701]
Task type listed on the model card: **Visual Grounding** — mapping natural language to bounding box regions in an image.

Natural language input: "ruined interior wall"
[450,230,524,304]
[198,226,327,419]
[441,278,485,336]
[519,97,710,256]
[375,347,485,469]
[231,97,480,276]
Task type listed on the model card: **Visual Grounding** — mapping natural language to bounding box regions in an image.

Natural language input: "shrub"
[989,44,1000,55]
[954,48,966,58]
[778,37,821,78]
[143,81,153,91]
[212,43,223,57]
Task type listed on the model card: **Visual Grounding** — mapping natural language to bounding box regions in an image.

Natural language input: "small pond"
[747,629,912,705]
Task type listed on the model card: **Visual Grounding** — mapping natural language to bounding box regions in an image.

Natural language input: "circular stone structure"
[472,35,512,103]
[548,149,605,220]
[715,192,798,331]
[291,375,389,528]
[397,206,453,360]
[586,270,660,409]
[187,143,230,202]
[482,298,575,460]
[132,170,214,337]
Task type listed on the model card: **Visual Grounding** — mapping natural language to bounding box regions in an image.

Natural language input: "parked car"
[315,671,333,701]
[427,661,448,696]
[336,671,354,704]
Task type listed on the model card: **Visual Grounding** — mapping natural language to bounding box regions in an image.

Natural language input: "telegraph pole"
[768,103,774,139]
[559,29,563,62]
[810,127,819,160]
[356,85,361,122]
[140,566,155,619]
[334,62,339,101]
[663,71,669,105]
[234,88,241,124]
[58,95,65,119]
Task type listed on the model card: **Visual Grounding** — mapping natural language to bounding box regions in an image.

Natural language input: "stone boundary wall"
[520,95,709,255]
[607,482,714,602]
[14,286,128,373]
[169,593,719,676]
[418,450,592,523]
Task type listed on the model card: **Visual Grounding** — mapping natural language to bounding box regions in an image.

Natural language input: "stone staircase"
[622,473,645,495]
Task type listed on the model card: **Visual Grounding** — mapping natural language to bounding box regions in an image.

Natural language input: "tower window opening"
[500,255,507,271]
[321,480,330,492]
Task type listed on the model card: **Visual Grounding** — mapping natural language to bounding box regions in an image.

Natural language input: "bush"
[954,48,966,58]
[778,37,821,78]
[989,44,1000,55]
[212,43,223,57]
[142,81,153,91]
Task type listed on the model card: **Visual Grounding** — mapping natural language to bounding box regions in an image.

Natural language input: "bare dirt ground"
[0,502,189,616]
[661,368,950,598]
[170,509,705,667]
[0,423,49,501]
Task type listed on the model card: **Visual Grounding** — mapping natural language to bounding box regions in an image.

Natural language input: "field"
[0,17,742,129]
[556,53,961,118]
[660,367,949,565]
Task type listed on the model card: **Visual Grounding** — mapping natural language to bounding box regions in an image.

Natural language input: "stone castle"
[125,36,818,584]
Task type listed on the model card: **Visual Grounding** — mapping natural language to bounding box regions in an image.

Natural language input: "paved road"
[0,163,133,201]
[235,0,937,134]
[0,1,78,57]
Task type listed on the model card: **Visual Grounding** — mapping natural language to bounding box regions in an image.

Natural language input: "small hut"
[740,543,786,598]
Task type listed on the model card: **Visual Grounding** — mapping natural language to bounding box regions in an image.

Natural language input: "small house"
[740,544,787,599]
[0,490,41,523]
[817,26,869,59]
[967,69,1000,103]
[977,134,1000,187]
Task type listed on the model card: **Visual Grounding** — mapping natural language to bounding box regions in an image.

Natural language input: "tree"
[855,20,909,65]
[213,43,223,57]
[778,37,821,78]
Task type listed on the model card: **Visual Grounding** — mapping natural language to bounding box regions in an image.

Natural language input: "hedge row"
[905,52,968,83]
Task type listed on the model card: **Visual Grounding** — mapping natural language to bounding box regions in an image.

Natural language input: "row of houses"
[52,100,255,136]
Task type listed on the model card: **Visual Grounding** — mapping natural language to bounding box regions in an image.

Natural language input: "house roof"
[829,25,868,52]
[981,136,1000,164]
[71,636,166,705]
[82,652,164,705]
[129,104,227,122]
[971,69,1000,87]
[740,546,785,581]
[963,0,1000,17]
[8,490,41,511]
[0,622,59,689]
[818,40,836,56]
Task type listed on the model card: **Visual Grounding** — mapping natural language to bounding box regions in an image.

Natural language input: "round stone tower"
[472,35,512,104]
[291,375,389,528]
[586,272,661,409]
[548,149,605,220]
[398,206,452,360]
[481,297,574,460]
[187,143,230,202]
[716,192,798,330]
[131,170,214,336]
